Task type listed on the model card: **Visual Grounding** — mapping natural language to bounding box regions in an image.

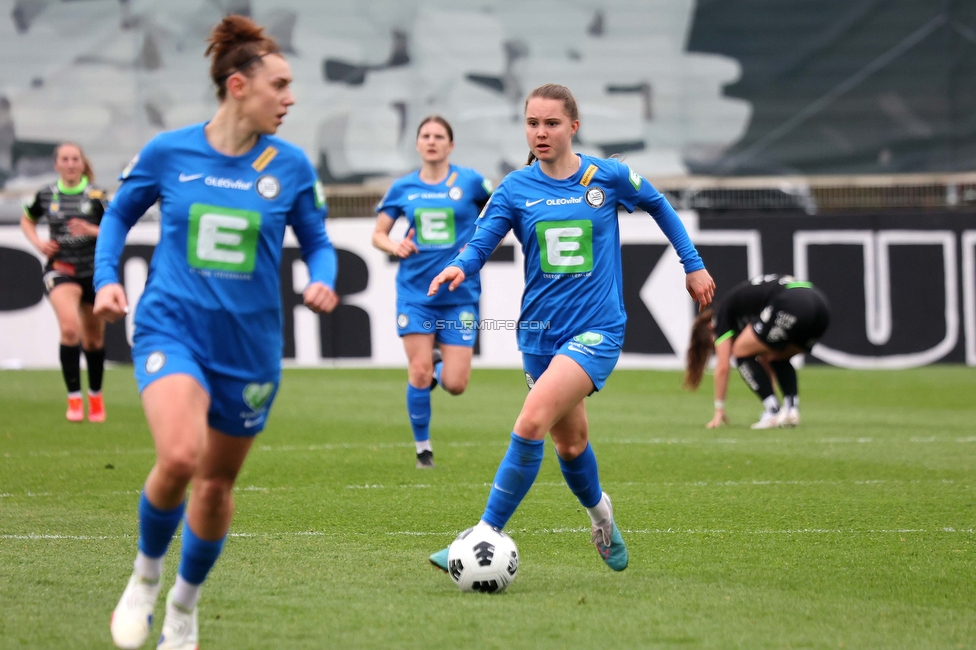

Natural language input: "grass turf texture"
[1,367,974,649]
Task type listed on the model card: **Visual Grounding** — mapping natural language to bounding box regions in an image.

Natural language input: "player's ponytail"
[523,84,579,167]
[205,15,281,100]
[54,142,95,183]
[683,307,715,390]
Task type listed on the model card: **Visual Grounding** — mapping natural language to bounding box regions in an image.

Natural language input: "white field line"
[0,486,286,498]
[6,436,976,460]
[2,478,965,499]
[2,527,974,542]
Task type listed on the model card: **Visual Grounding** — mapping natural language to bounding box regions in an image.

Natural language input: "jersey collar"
[57,175,89,195]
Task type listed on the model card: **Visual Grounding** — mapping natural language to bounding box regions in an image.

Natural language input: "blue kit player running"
[372,116,492,468]
[427,84,715,575]
[94,17,338,650]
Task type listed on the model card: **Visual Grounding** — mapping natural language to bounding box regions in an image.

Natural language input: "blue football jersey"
[377,165,491,306]
[94,123,336,376]
[452,155,704,355]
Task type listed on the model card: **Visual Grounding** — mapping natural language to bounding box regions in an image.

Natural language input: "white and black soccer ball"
[447,525,518,593]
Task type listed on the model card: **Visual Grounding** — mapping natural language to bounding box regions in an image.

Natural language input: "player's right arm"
[427,181,512,296]
[20,194,59,257]
[708,335,733,428]
[93,140,164,322]
[372,181,418,258]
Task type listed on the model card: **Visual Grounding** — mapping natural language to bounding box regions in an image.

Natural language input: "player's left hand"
[67,218,98,237]
[686,269,716,312]
[303,282,339,313]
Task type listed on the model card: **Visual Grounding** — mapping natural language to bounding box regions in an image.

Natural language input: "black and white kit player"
[685,274,830,429]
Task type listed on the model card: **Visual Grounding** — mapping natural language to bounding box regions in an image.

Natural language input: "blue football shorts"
[522,330,621,393]
[132,331,280,437]
[395,300,479,348]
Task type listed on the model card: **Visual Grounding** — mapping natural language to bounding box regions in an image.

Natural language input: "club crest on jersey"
[584,187,605,208]
[449,186,463,201]
[145,352,166,375]
[79,199,92,215]
[397,313,409,329]
[524,372,536,389]
[256,175,280,200]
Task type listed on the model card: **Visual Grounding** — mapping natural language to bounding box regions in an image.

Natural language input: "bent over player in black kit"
[684,274,830,429]
[20,142,108,422]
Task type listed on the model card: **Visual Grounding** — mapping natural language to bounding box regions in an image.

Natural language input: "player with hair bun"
[96,16,338,649]
[21,142,108,422]
[372,115,492,469]
[684,274,830,429]
[427,84,714,575]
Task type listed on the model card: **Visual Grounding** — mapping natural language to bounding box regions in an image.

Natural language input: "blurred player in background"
[684,274,830,429]
[20,143,108,422]
[372,116,493,469]
[427,84,714,574]
[93,16,338,650]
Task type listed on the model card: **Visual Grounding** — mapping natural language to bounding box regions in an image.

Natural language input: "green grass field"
[1,366,974,649]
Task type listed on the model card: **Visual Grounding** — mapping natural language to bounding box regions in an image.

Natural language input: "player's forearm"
[371,230,397,255]
[19,215,42,250]
[643,193,704,273]
[93,214,132,290]
[304,246,337,289]
[713,362,730,402]
[451,227,504,277]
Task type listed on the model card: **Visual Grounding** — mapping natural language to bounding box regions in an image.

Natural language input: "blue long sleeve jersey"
[93,123,337,375]
[376,165,492,306]
[451,155,704,355]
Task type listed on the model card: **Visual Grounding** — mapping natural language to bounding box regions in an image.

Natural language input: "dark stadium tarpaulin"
[687,0,976,176]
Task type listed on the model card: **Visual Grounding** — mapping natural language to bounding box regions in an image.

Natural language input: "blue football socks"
[137,490,185,559]
[481,433,544,529]
[177,519,226,586]
[406,384,431,442]
[557,443,603,508]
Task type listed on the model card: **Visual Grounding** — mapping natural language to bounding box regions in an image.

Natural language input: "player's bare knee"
[156,449,199,485]
[192,476,235,506]
[514,410,548,439]
[408,362,433,388]
[442,376,468,395]
[59,326,81,346]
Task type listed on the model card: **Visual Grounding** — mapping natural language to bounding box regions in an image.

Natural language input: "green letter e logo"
[536,220,593,273]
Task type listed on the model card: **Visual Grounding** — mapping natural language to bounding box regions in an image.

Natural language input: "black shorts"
[43,262,96,305]
[752,287,830,352]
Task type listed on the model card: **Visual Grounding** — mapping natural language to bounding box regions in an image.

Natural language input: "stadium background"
[0,0,974,369]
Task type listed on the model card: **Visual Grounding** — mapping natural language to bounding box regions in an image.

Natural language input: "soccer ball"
[447,525,519,593]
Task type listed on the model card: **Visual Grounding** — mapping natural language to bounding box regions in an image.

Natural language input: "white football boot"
[750,410,781,429]
[157,588,198,650]
[111,573,162,649]
[779,407,800,428]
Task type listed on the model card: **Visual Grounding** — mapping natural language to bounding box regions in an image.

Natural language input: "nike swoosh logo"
[525,199,544,207]
[492,483,513,494]
[407,193,421,200]
[243,418,264,428]
[179,173,203,182]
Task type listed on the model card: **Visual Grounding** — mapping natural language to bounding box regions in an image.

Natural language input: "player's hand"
[394,229,419,258]
[39,239,60,257]
[93,283,128,323]
[67,218,98,237]
[428,266,465,296]
[687,269,716,312]
[706,410,730,428]
[303,282,339,313]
